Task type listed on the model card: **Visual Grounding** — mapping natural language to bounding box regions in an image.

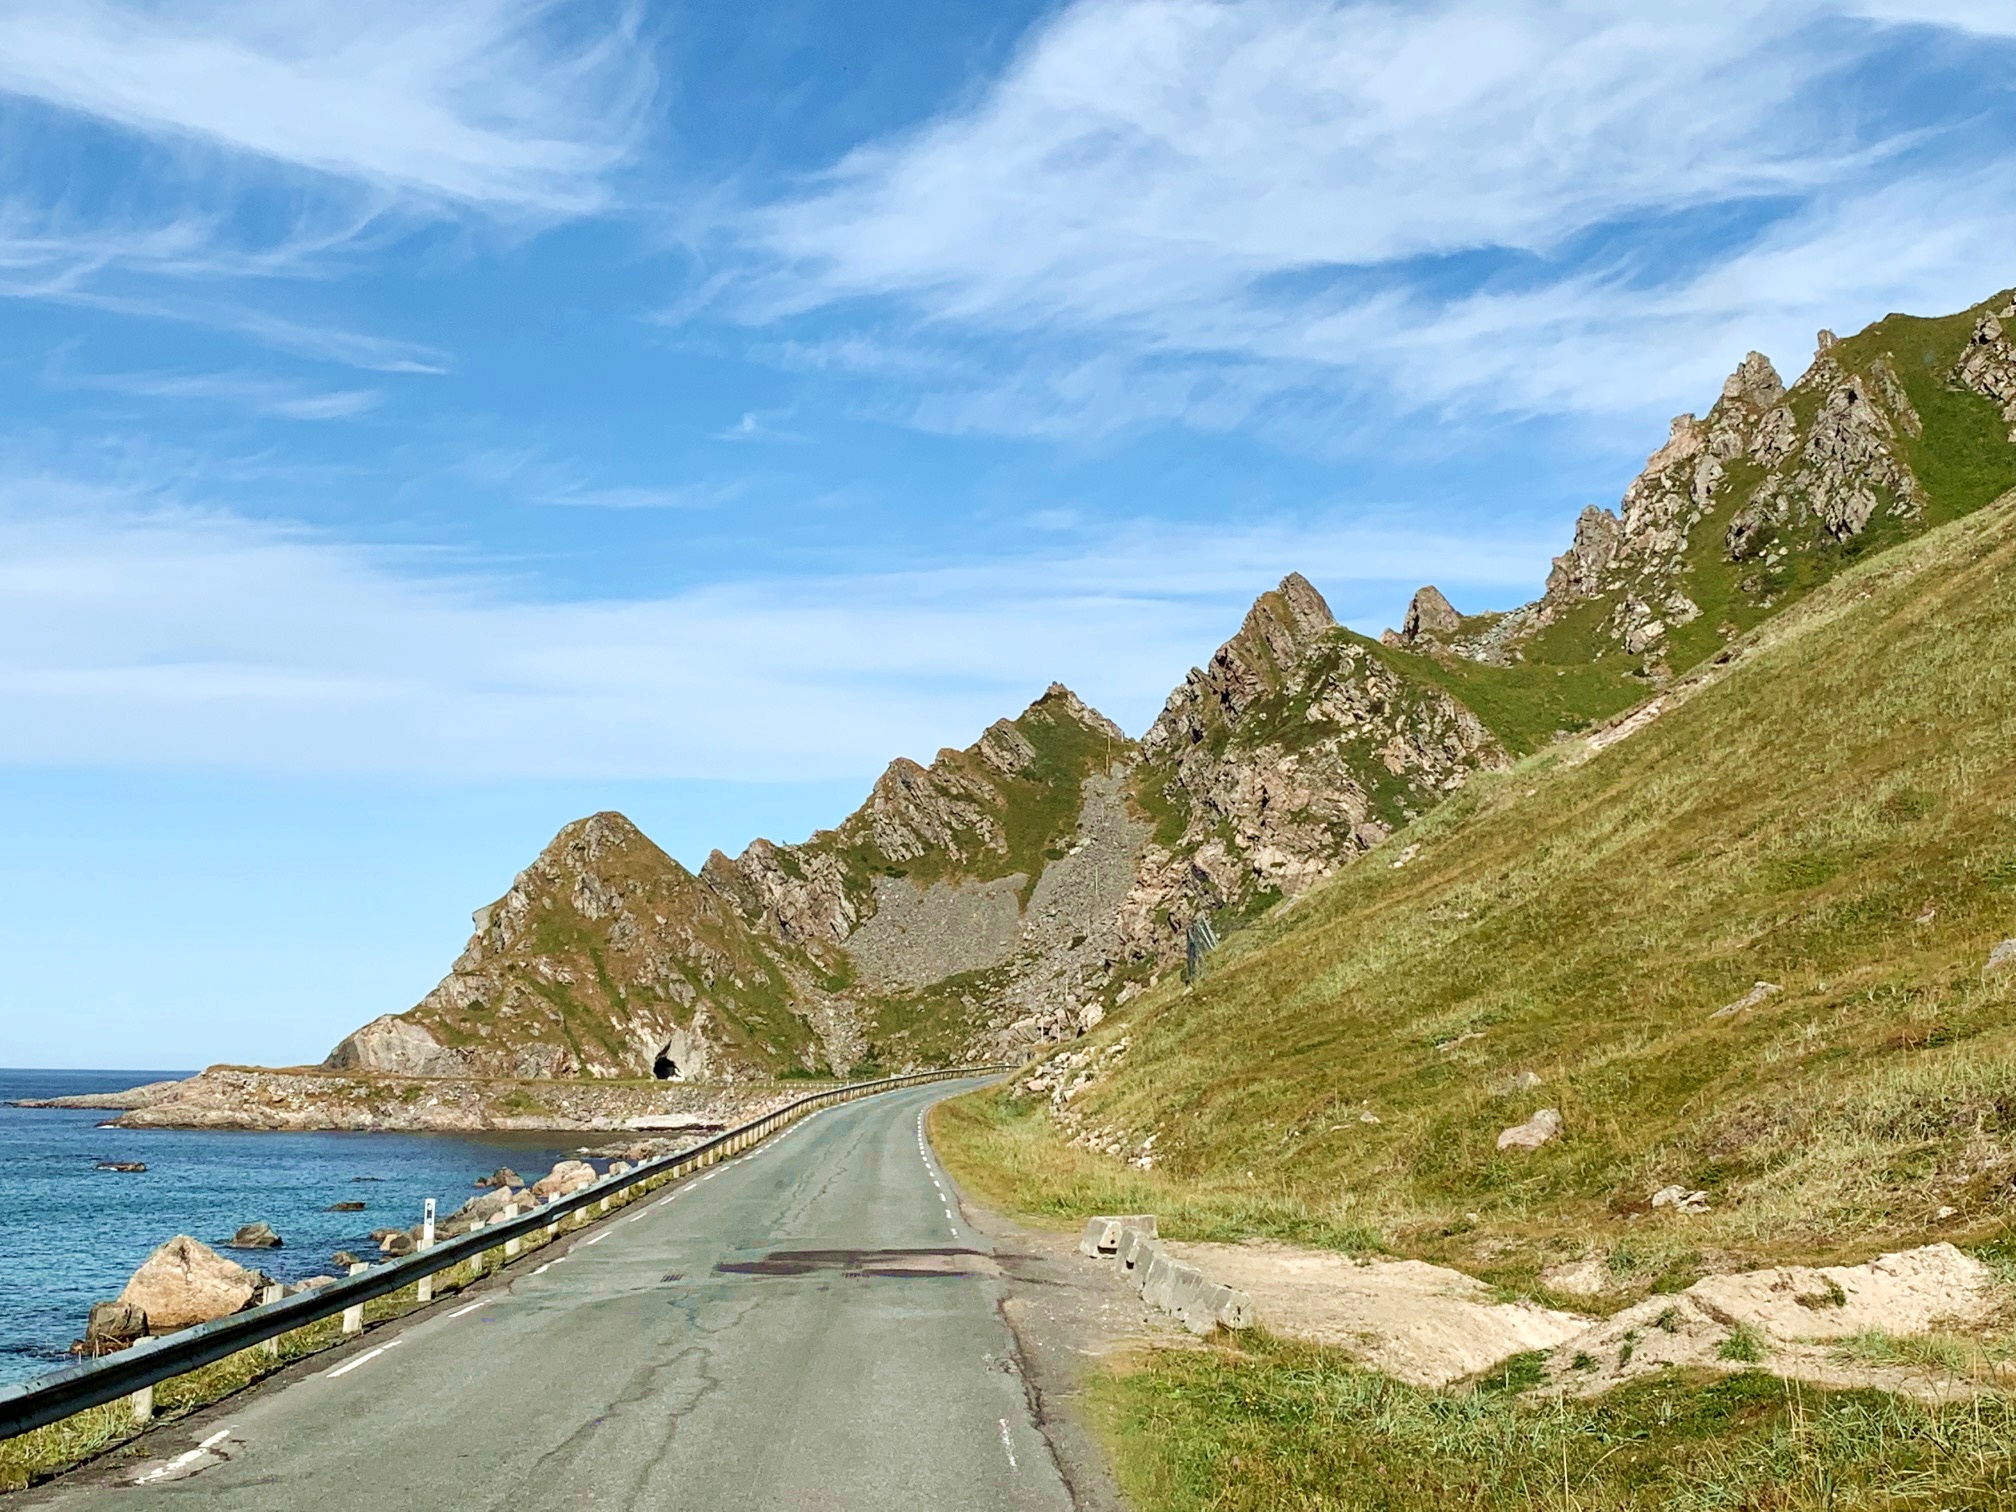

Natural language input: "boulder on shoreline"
[116,1236,264,1332]
[331,1250,365,1268]
[71,1300,149,1356]
[531,1160,596,1199]
[474,1167,523,1189]
[223,1221,283,1249]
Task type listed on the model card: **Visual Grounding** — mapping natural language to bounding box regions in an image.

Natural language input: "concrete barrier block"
[1138,1252,1175,1307]
[1080,1214,1159,1258]
[1078,1217,1121,1257]
[1120,1230,1160,1271]
[1216,1287,1255,1330]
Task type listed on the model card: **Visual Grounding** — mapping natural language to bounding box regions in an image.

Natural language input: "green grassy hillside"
[942,485,2016,1287]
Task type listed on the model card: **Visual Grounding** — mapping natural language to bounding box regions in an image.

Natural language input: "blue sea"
[0,1069,579,1390]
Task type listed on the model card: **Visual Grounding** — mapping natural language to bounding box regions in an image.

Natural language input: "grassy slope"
[933,486,2016,1512]
[941,487,2016,1287]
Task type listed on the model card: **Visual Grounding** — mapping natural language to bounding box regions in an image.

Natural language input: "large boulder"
[116,1236,262,1332]
[474,1167,523,1190]
[72,1300,149,1356]
[224,1221,282,1249]
[322,1014,467,1077]
[531,1160,597,1200]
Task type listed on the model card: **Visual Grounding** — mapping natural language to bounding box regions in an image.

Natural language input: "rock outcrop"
[116,1236,264,1333]
[1120,574,1507,966]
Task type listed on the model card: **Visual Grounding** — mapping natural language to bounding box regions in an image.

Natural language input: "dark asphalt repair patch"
[716,1247,999,1279]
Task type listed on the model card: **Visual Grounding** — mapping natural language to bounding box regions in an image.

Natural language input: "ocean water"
[0,1069,579,1390]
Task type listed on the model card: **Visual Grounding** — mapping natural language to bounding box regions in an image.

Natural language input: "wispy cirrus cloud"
[731,0,2016,441]
[0,0,654,214]
[48,354,384,422]
[0,1,653,366]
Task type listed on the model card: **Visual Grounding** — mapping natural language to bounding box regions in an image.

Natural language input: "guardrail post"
[417,1199,437,1304]
[503,1204,522,1259]
[342,1263,368,1335]
[129,1385,153,1425]
[261,1285,284,1357]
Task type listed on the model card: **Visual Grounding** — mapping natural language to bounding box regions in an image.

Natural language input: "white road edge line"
[998,1418,1019,1471]
[446,1301,485,1319]
[326,1347,385,1379]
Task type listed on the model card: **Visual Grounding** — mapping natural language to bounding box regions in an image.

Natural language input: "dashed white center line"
[583,1231,609,1245]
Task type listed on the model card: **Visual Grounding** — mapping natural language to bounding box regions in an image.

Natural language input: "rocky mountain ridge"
[304,285,2016,1096]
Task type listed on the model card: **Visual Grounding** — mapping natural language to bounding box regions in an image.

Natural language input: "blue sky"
[2,0,2013,1068]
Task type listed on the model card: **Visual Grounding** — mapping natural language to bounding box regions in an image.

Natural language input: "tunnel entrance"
[652,1053,679,1080]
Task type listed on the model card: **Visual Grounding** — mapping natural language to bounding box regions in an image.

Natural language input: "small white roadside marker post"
[261,1284,284,1357]
[128,1385,153,1425]
[417,1199,437,1303]
[342,1262,368,1334]
[503,1205,522,1260]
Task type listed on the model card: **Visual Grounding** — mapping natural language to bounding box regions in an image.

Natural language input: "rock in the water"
[475,1167,523,1190]
[117,1236,262,1332]
[379,1231,416,1257]
[326,1200,366,1212]
[94,1161,147,1172]
[1986,939,2016,974]
[331,1250,365,1269]
[531,1160,597,1199]
[72,1300,149,1356]
[1496,1108,1564,1151]
[225,1222,283,1250]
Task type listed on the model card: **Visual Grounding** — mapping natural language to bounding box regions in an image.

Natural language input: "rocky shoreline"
[11,1067,814,1133]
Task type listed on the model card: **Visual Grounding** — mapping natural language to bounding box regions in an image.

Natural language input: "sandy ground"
[1164,1239,1589,1388]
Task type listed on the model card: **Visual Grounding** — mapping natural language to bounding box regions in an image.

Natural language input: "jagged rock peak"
[1029,681,1127,741]
[1399,585,1461,644]
[1721,351,1785,408]
[519,810,674,878]
[1141,573,1339,754]
[1215,572,1338,683]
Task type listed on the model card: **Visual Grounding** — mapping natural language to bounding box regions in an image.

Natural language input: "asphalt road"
[31,1079,1076,1512]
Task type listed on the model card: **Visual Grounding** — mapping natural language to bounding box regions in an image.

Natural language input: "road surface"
[30,1078,1075,1511]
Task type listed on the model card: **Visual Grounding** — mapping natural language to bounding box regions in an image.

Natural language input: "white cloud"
[51,360,384,421]
[737,0,2016,437]
[0,0,652,214]
[0,480,1553,781]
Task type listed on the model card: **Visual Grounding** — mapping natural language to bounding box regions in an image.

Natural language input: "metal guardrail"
[0,1065,1006,1442]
